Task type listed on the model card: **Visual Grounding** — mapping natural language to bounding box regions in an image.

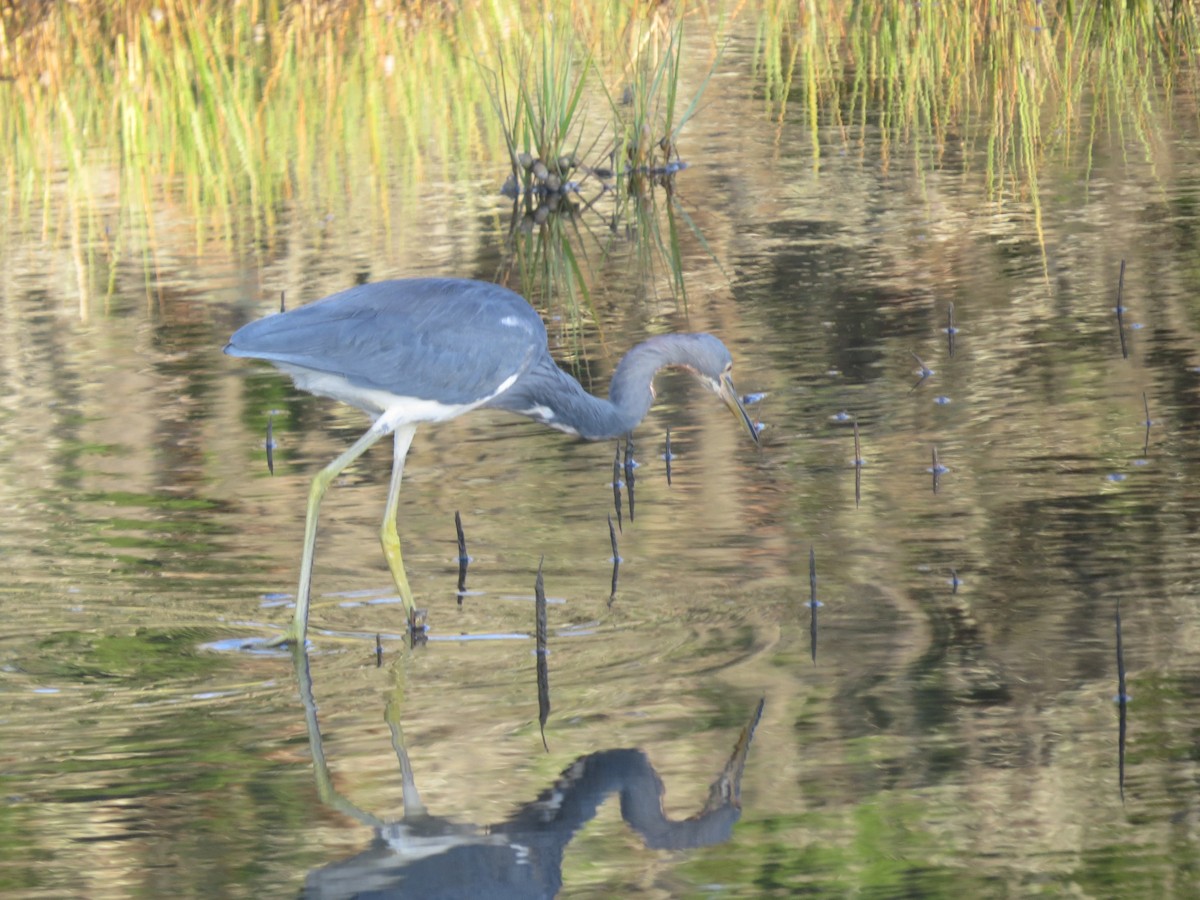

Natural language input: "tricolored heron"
[226,278,758,646]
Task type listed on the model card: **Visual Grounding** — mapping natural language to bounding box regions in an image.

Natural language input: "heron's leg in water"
[270,422,392,647]
[379,424,422,629]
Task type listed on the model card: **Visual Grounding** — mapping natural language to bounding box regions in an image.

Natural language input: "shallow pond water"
[3,18,1200,900]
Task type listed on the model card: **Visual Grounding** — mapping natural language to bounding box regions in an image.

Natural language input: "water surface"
[3,21,1200,900]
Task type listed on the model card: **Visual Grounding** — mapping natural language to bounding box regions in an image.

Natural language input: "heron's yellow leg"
[384,660,426,818]
[380,424,422,627]
[269,423,390,647]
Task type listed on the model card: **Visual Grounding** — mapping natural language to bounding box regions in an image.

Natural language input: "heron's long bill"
[720,373,760,445]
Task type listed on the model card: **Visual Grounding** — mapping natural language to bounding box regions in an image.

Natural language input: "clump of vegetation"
[487,12,717,309]
[492,24,592,204]
[608,19,709,195]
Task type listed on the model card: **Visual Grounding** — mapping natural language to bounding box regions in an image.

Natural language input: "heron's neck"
[493,335,706,441]
[515,361,646,441]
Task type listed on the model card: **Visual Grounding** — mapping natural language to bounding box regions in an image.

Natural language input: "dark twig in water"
[535,556,550,753]
[664,427,673,486]
[612,441,623,532]
[280,289,286,313]
[808,546,819,664]
[853,419,864,508]
[375,633,383,668]
[950,569,961,594]
[1115,260,1129,360]
[265,413,276,476]
[455,510,468,563]
[930,446,945,494]
[607,514,620,606]
[946,302,957,357]
[1116,598,1127,803]
[624,436,636,522]
[809,546,817,604]
[455,510,469,597]
[1142,392,1151,458]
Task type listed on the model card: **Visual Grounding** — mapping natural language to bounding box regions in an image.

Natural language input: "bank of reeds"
[3,1,508,250]
[489,14,716,308]
[753,1,1199,229]
[2,0,1197,292]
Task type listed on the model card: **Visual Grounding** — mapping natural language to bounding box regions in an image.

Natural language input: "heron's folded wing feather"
[227,280,545,405]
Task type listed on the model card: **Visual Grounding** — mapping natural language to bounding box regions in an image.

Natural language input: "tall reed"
[752,0,1199,205]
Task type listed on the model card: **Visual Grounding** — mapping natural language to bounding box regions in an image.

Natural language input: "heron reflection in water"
[226,278,759,645]
[289,642,765,898]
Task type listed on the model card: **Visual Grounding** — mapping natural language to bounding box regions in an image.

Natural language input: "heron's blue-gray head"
[678,334,760,446]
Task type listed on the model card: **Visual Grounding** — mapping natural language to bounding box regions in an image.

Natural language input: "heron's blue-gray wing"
[227,279,546,406]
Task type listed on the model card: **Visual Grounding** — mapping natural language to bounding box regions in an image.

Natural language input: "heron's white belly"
[277,364,520,425]
[520,404,578,435]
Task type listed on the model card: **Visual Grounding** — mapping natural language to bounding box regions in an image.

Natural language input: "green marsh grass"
[485,22,598,315]
[751,0,1200,214]
[2,0,508,254]
[487,11,721,312]
[604,18,725,304]
[4,0,1198,302]
[491,25,592,196]
[4,0,714,312]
